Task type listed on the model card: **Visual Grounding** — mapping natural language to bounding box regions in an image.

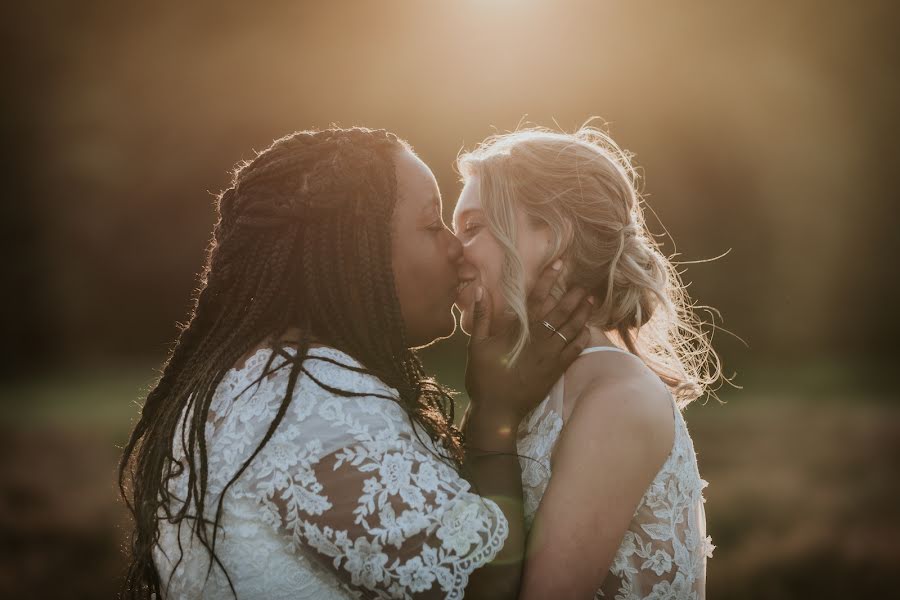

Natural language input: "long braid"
[117,217,237,590]
[119,127,463,600]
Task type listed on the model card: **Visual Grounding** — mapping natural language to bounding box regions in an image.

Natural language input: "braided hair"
[118,127,463,599]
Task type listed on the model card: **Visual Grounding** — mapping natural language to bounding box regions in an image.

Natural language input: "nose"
[451,233,479,281]
[447,229,464,264]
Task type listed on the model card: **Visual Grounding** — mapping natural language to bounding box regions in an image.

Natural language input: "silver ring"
[554,330,568,344]
[541,320,557,333]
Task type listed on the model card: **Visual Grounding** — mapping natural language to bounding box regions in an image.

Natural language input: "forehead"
[395,149,441,213]
[453,177,482,224]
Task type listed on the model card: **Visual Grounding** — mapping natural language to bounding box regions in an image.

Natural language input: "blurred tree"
[2,0,897,377]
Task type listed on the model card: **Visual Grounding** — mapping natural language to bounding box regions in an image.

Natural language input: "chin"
[436,313,458,341]
[410,312,458,349]
[458,309,474,336]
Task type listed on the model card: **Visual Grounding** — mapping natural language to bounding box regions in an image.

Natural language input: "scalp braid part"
[118,127,462,600]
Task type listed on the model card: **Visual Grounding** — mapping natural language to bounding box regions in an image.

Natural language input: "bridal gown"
[153,346,507,599]
[516,346,715,600]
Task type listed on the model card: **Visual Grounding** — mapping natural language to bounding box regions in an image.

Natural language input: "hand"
[464,261,594,427]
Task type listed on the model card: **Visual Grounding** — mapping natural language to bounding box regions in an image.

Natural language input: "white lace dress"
[153,346,508,599]
[517,346,714,600]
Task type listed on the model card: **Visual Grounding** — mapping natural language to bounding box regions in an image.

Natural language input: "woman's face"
[391,149,466,347]
[452,176,553,334]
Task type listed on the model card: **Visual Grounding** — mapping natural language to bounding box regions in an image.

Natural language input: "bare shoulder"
[564,351,675,459]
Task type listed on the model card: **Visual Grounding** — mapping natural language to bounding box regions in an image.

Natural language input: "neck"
[587,326,618,349]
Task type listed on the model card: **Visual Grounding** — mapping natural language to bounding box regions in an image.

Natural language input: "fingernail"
[475,286,484,302]
[552,259,562,271]
[587,296,595,305]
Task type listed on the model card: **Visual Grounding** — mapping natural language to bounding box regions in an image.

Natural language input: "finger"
[559,325,592,367]
[542,286,589,333]
[541,295,592,351]
[470,286,493,343]
[526,259,563,319]
[556,295,595,345]
[533,317,558,343]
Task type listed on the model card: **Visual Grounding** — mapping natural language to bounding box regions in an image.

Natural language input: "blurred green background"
[1,1,898,597]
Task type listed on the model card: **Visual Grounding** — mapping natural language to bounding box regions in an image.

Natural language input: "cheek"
[392,257,415,317]
[517,231,553,294]
[392,241,428,325]
[464,237,504,291]
[459,237,510,330]
[395,236,457,338]
[520,247,545,293]
[399,244,444,305]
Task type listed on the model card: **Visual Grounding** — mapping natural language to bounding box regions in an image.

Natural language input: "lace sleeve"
[218,355,508,599]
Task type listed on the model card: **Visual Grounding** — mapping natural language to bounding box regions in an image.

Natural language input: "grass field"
[1,355,897,598]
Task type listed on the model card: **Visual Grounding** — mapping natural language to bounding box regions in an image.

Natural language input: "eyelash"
[462,221,482,237]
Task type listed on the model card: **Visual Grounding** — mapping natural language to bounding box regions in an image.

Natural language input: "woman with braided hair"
[453,125,722,599]
[119,127,593,599]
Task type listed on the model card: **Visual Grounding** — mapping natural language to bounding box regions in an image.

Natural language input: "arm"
[517,373,676,599]
[456,405,525,599]
[460,266,594,599]
[245,387,509,600]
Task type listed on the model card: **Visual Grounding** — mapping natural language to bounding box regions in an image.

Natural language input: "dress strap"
[578,345,634,357]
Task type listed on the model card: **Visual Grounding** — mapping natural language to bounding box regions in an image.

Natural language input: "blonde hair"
[457,124,722,406]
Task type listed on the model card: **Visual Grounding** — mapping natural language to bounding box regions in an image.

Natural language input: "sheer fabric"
[154,346,507,599]
[517,347,714,600]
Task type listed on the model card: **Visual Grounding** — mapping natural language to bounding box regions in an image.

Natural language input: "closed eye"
[461,221,483,238]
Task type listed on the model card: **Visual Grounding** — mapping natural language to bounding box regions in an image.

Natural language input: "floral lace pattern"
[154,347,507,599]
[516,396,563,530]
[517,374,714,600]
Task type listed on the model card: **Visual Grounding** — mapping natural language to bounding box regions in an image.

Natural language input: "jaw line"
[451,304,473,336]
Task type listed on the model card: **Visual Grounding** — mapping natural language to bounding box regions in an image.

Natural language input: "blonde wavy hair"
[457,124,723,406]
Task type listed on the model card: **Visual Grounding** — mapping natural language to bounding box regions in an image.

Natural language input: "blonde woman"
[452,126,720,599]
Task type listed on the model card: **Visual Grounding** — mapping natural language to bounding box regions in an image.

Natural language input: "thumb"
[471,285,493,343]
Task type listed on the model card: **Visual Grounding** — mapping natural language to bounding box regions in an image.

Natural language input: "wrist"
[466,396,527,425]
[463,404,521,453]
